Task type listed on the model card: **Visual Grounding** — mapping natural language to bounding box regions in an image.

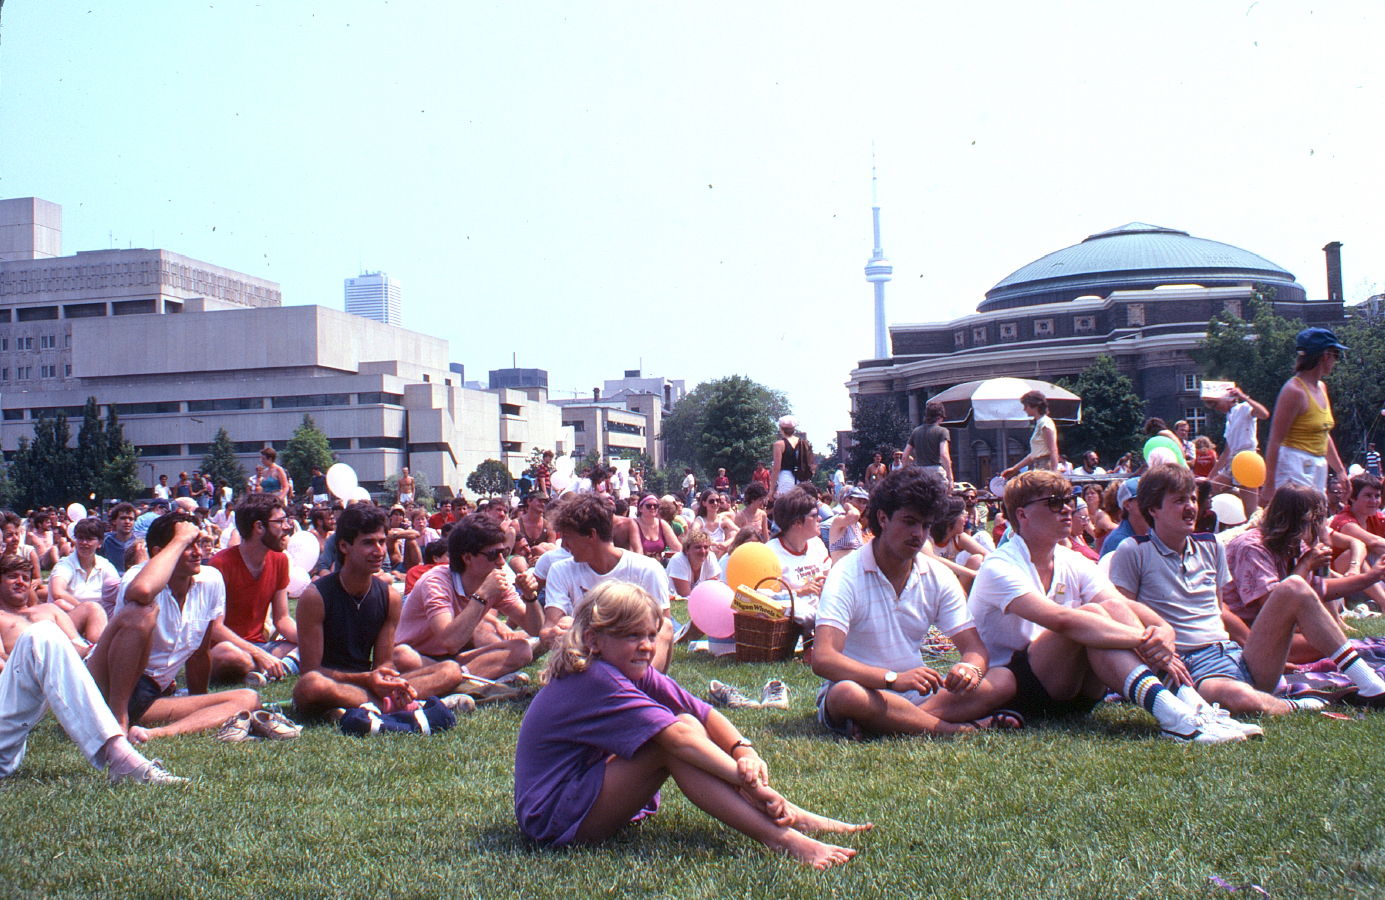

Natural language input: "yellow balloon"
[725,542,784,593]
[1231,450,1267,488]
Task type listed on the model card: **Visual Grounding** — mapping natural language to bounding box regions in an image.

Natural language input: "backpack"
[793,435,815,481]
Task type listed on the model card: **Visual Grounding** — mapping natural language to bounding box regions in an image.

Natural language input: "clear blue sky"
[2,1,1381,441]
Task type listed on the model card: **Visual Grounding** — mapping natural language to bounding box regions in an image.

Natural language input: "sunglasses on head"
[1025,495,1075,513]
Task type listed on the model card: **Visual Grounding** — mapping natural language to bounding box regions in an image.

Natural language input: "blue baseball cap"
[1296,327,1348,355]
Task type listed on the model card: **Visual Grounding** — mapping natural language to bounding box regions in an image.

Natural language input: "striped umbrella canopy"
[928,377,1082,427]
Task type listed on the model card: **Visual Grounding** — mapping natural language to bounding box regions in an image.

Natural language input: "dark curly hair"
[865,467,950,537]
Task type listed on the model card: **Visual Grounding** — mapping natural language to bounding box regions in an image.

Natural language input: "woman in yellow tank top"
[1263,328,1350,500]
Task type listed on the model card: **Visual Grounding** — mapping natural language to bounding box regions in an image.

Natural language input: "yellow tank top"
[1282,377,1334,456]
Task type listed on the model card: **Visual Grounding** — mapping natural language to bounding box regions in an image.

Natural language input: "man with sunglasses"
[393,514,538,678]
[206,494,299,687]
[969,471,1250,742]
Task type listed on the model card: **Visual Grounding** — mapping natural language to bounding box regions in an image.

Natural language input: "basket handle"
[752,575,796,620]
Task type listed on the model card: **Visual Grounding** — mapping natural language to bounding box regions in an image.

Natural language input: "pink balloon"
[687,581,736,639]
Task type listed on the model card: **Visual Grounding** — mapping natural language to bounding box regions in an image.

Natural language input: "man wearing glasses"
[969,471,1251,742]
[206,494,299,687]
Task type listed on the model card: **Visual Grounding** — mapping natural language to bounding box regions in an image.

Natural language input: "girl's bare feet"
[783,802,874,834]
[773,829,859,870]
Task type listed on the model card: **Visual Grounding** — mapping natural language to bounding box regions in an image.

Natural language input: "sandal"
[971,709,1025,731]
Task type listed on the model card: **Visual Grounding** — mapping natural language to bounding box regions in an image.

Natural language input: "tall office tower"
[344,271,402,325]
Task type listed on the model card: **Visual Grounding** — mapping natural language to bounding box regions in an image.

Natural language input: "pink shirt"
[394,565,468,657]
[1222,528,1323,618]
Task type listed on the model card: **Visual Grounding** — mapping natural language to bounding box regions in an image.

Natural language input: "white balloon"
[1210,492,1246,526]
[325,463,358,499]
[349,485,372,503]
[287,565,312,598]
[66,502,87,522]
[1146,446,1178,467]
[550,470,573,492]
[286,530,320,571]
[1348,464,1365,477]
[554,455,575,477]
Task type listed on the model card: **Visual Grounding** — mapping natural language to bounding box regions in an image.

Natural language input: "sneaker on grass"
[1161,710,1246,744]
[243,671,268,688]
[110,759,188,785]
[441,693,477,715]
[759,678,790,709]
[215,710,255,743]
[707,680,760,709]
[250,709,302,741]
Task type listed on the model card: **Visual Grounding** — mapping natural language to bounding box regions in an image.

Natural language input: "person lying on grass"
[812,467,1020,738]
[1109,465,1368,718]
[969,470,1255,744]
[514,581,870,870]
[292,505,468,718]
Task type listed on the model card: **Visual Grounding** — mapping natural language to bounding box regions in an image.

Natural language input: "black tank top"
[314,571,389,673]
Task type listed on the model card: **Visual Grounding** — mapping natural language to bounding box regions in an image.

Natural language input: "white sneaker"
[1202,704,1264,739]
[440,693,477,715]
[759,679,790,709]
[1161,711,1246,744]
[243,671,268,688]
[110,758,189,785]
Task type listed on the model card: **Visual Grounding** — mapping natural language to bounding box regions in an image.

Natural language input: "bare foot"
[775,829,859,870]
[784,802,874,834]
[126,726,151,745]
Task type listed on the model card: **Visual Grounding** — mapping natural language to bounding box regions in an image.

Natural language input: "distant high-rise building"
[344,271,402,326]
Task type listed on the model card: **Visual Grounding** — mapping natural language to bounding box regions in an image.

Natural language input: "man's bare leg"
[456,639,532,680]
[826,669,1017,737]
[137,690,260,741]
[1243,575,1385,698]
[293,671,373,717]
[67,602,107,643]
[208,642,255,682]
[84,601,158,730]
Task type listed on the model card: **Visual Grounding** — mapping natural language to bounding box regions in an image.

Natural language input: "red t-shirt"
[209,546,290,643]
[1330,510,1385,539]
[428,511,456,530]
[405,562,443,594]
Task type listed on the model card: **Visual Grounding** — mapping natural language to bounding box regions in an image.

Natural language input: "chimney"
[593,387,600,401]
[663,384,672,408]
[1323,241,1343,302]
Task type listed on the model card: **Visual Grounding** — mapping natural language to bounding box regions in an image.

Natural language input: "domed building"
[847,222,1343,484]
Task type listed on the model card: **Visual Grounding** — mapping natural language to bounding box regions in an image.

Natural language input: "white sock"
[99,736,151,775]
[1175,683,1210,711]
[1123,667,1196,731]
[1332,643,1385,696]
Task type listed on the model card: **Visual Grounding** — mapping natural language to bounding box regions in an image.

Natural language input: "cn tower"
[863,168,892,359]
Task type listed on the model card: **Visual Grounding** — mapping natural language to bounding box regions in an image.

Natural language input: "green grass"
[2,618,1383,898]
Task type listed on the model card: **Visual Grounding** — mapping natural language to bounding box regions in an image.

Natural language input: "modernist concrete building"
[847,223,1345,485]
[548,370,687,468]
[343,271,402,326]
[0,197,572,496]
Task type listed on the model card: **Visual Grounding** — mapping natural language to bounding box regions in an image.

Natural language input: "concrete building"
[343,271,402,326]
[0,197,572,497]
[847,222,1345,485]
[549,370,686,467]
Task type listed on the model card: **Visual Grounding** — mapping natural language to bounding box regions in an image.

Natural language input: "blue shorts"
[1182,641,1254,686]
[128,674,173,725]
[815,680,930,739]
[251,640,300,675]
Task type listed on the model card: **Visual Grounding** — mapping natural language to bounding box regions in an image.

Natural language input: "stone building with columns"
[847,223,1344,486]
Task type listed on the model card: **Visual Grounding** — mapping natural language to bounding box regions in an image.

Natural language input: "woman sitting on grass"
[514,581,870,869]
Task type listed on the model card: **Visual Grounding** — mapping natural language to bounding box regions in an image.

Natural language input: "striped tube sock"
[1123,666,1192,731]
[1286,696,1327,712]
[1332,643,1385,696]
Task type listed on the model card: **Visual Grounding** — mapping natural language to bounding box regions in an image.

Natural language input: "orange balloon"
[725,542,783,593]
[1231,450,1267,488]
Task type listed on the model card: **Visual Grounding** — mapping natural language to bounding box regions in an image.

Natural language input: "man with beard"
[206,495,298,686]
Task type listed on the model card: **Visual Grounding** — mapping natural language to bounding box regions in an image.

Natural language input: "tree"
[200,428,246,493]
[847,395,910,481]
[466,459,515,497]
[1322,312,1385,464]
[1191,289,1298,446]
[98,406,143,502]
[11,414,78,509]
[280,415,336,497]
[384,470,434,507]
[74,397,107,493]
[659,376,790,489]
[1055,355,1145,465]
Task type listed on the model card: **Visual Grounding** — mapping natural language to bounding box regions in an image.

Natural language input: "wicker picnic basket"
[733,576,800,663]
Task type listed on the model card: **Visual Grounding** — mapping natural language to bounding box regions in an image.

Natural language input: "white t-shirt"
[765,536,830,593]
[50,551,121,611]
[544,549,671,614]
[153,484,171,500]
[1224,401,1257,456]
[666,551,720,592]
[115,563,227,690]
[817,543,973,676]
[969,532,1110,667]
[533,545,571,582]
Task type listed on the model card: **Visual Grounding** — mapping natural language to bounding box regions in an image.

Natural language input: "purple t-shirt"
[514,660,711,846]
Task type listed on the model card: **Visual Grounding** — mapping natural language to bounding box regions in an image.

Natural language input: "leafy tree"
[280,415,336,497]
[74,397,107,493]
[578,449,602,475]
[1055,355,1145,465]
[100,441,144,502]
[466,459,515,497]
[660,376,790,489]
[1323,312,1385,464]
[11,414,78,508]
[200,428,247,494]
[847,395,910,481]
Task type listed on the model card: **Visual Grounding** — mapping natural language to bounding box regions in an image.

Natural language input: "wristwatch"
[883,670,898,689]
[729,738,754,752]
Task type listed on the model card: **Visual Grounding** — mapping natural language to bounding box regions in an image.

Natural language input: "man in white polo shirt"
[970,470,1249,743]
[812,468,1019,738]
[85,512,260,740]
[541,493,673,671]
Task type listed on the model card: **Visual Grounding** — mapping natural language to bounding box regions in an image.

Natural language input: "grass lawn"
[1,614,1382,899]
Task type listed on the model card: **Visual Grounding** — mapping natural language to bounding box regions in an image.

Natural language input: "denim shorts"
[1182,641,1254,686]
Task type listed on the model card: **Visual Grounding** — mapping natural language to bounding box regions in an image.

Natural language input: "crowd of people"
[2,330,1384,870]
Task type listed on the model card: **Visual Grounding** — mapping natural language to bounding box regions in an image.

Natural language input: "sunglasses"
[476,547,506,562]
[1025,495,1076,513]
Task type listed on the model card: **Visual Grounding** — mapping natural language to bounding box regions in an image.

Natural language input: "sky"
[2,1,1381,443]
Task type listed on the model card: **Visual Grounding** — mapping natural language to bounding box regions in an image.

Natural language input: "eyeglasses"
[1024,495,1076,513]
[476,547,506,562]
[266,517,289,528]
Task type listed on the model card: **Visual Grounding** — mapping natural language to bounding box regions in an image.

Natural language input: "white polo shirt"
[817,542,973,675]
[544,549,671,615]
[50,551,121,612]
[115,563,227,690]
[969,532,1110,667]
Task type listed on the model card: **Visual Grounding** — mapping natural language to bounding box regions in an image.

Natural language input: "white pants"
[1274,445,1328,493]
[0,620,121,777]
